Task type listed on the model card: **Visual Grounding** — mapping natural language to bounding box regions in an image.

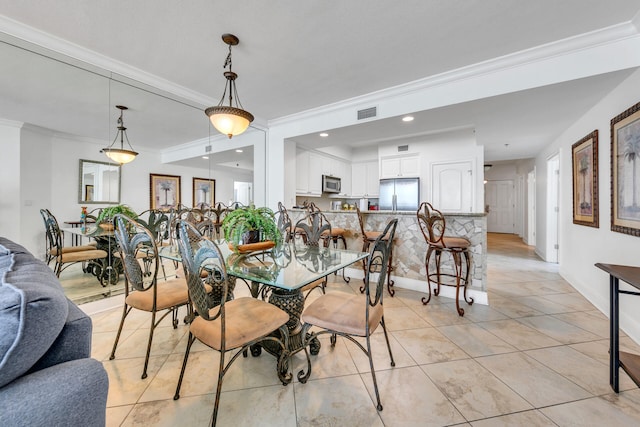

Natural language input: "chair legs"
[368,315,395,411]
[422,247,474,316]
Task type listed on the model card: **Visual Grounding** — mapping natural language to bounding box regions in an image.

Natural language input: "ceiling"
[1,1,640,166]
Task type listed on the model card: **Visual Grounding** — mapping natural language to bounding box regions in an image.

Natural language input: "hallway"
[88,233,640,426]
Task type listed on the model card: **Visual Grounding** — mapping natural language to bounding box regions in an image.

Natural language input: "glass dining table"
[158,240,369,357]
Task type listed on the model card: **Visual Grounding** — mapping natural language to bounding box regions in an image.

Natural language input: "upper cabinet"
[296,149,350,197]
[380,154,420,179]
[351,160,379,198]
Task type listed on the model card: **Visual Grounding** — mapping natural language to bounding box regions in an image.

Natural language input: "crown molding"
[0,15,216,108]
[0,118,24,128]
[270,21,640,127]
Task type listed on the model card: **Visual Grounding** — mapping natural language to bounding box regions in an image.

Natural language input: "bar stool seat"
[356,206,395,296]
[417,202,474,316]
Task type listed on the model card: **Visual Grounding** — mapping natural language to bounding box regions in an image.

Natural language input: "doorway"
[546,155,559,263]
[527,169,536,246]
[234,181,253,206]
[485,180,515,233]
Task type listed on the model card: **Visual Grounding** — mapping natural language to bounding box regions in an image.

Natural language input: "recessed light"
[235,149,243,153]
[202,156,209,159]
[319,132,329,137]
[402,116,414,122]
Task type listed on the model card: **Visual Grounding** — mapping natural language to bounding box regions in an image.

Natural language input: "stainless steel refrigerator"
[379,178,420,211]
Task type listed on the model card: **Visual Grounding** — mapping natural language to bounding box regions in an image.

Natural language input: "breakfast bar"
[289,209,488,301]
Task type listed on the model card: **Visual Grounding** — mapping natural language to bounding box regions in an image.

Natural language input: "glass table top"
[158,241,367,291]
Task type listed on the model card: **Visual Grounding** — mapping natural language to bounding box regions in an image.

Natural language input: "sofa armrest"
[0,358,108,427]
[29,299,93,374]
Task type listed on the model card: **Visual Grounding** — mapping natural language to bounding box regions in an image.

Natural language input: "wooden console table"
[595,263,640,392]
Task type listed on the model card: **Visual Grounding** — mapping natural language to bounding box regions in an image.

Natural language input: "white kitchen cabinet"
[380,154,420,178]
[296,150,322,196]
[351,160,379,197]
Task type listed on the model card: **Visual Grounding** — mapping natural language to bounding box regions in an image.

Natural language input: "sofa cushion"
[0,238,68,388]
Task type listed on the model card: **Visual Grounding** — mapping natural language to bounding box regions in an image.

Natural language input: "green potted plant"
[221,205,281,251]
[95,204,138,229]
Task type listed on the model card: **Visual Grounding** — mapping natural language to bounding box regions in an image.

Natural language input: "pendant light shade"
[205,34,254,139]
[101,105,138,164]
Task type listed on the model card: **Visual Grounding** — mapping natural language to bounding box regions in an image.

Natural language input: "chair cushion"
[60,249,108,263]
[321,227,346,237]
[0,238,69,388]
[50,245,99,256]
[302,291,384,337]
[190,297,289,351]
[432,236,470,250]
[125,278,189,311]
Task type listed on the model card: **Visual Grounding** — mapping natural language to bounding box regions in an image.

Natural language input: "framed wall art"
[611,101,640,237]
[572,130,598,228]
[193,177,215,208]
[150,173,181,210]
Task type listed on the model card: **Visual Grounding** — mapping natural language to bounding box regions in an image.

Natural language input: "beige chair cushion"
[50,245,98,256]
[189,297,289,351]
[125,278,189,311]
[302,292,384,337]
[321,227,346,237]
[432,236,470,250]
[59,249,108,263]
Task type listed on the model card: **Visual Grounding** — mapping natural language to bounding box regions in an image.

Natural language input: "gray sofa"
[0,237,109,426]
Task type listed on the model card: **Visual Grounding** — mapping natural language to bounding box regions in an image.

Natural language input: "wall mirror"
[78,159,121,204]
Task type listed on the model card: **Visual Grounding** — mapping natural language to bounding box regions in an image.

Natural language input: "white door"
[486,180,515,233]
[234,181,253,206]
[431,161,473,212]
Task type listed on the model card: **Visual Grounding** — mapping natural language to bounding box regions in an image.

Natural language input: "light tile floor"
[80,233,640,426]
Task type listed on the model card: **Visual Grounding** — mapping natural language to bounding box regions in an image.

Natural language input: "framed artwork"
[193,177,215,208]
[150,173,181,210]
[611,101,640,237]
[572,130,599,228]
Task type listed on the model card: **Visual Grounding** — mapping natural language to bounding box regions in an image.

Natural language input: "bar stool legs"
[422,246,473,316]
[325,233,350,283]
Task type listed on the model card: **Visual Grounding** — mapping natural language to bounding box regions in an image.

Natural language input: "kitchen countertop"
[291,208,486,217]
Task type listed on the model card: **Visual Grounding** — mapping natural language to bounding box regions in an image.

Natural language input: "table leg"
[261,286,321,356]
[611,275,620,392]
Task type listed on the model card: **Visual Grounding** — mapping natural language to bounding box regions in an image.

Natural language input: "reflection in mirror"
[79,159,121,204]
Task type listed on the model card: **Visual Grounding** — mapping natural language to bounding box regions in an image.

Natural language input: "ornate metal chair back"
[294,211,331,247]
[417,202,446,247]
[113,214,158,293]
[355,205,368,237]
[176,220,228,321]
[276,202,293,242]
[40,208,63,263]
[364,219,398,307]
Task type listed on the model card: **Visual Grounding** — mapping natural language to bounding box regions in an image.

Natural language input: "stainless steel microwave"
[322,175,341,193]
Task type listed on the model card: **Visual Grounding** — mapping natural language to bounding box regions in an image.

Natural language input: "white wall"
[540,68,640,342]
[378,128,484,212]
[0,120,23,243]
[3,124,252,258]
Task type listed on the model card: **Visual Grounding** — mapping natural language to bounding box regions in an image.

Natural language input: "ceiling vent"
[397,145,409,152]
[357,106,377,120]
[205,145,212,152]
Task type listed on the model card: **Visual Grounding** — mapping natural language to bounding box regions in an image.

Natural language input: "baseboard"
[344,267,488,305]
[79,293,124,316]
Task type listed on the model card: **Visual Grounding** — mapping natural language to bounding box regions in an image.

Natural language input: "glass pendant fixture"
[101,105,138,164]
[205,33,254,139]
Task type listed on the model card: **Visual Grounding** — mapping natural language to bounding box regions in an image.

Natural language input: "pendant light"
[101,105,138,164]
[205,33,254,139]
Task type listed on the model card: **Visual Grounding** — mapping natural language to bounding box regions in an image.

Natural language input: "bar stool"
[416,202,474,316]
[356,206,395,296]
[306,203,350,283]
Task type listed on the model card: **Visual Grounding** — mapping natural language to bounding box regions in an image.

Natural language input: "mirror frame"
[78,159,121,204]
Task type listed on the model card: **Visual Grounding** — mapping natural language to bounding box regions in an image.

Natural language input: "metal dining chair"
[173,219,292,427]
[109,214,190,379]
[297,218,398,411]
[293,211,332,298]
